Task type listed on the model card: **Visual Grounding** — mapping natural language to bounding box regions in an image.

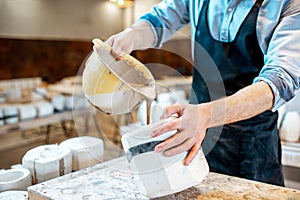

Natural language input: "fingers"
[111,41,124,59]
[154,129,191,153]
[162,138,195,157]
[161,103,185,119]
[183,142,201,165]
[151,117,182,137]
[154,128,205,166]
[104,36,114,47]
[150,103,207,165]
[104,36,121,59]
[105,37,124,60]
[104,29,134,60]
[157,137,202,166]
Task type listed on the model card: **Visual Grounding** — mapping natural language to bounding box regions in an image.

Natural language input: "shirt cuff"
[253,77,286,112]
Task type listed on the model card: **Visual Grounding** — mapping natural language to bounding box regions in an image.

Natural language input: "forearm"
[130,20,156,50]
[151,82,274,165]
[205,81,274,128]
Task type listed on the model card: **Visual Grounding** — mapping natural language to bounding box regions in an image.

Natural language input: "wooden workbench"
[28,156,300,200]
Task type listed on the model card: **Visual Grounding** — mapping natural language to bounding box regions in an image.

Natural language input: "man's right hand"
[105,21,155,59]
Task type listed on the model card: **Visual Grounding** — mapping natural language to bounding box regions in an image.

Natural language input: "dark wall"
[132,48,193,79]
[0,38,93,83]
[0,38,192,83]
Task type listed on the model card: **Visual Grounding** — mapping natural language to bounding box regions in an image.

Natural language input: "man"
[105,0,300,186]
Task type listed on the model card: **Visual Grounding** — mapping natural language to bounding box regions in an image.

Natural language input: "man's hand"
[150,81,274,166]
[105,28,136,59]
[105,21,155,59]
[151,103,211,166]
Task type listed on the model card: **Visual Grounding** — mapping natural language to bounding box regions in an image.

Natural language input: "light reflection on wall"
[0,0,124,40]
[0,0,189,41]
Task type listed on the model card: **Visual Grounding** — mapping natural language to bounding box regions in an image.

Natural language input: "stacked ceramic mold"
[0,136,104,198]
[0,76,90,126]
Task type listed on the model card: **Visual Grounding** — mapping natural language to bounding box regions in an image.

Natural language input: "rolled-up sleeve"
[253,4,300,111]
[138,0,190,47]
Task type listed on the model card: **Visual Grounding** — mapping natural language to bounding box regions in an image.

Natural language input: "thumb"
[161,103,184,119]
[104,36,124,60]
[104,36,114,47]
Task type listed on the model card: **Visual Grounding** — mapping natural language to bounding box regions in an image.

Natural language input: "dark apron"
[190,0,284,186]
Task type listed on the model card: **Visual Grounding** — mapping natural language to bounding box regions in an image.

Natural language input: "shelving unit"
[0,109,91,143]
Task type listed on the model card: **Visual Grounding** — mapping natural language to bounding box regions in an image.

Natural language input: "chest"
[191,0,257,42]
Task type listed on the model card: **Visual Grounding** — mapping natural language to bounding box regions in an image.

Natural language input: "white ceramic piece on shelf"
[5,85,21,101]
[20,77,42,89]
[72,95,90,110]
[156,90,185,106]
[277,105,286,129]
[280,111,300,142]
[0,77,41,90]
[281,145,300,168]
[48,83,83,96]
[137,99,164,126]
[171,90,187,102]
[150,100,165,124]
[137,100,149,126]
[34,101,54,117]
[17,104,37,121]
[0,96,5,103]
[61,76,81,86]
[284,89,300,113]
[0,108,4,126]
[10,164,24,169]
[121,118,209,198]
[30,93,44,102]
[33,87,47,97]
[22,144,72,184]
[30,88,44,102]
[59,136,104,171]
[0,190,28,200]
[156,92,173,105]
[120,122,143,136]
[0,168,31,192]
[82,38,155,115]
[64,95,73,110]
[138,90,188,125]
[50,94,65,112]
[3,106,18,124]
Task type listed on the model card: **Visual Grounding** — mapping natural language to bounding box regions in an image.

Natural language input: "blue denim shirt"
[139,0,300,111]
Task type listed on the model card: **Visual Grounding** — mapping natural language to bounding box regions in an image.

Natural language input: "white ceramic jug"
[82,39,155,115]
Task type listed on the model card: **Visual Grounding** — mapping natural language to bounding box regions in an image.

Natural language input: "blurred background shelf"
[0,109,89,136]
